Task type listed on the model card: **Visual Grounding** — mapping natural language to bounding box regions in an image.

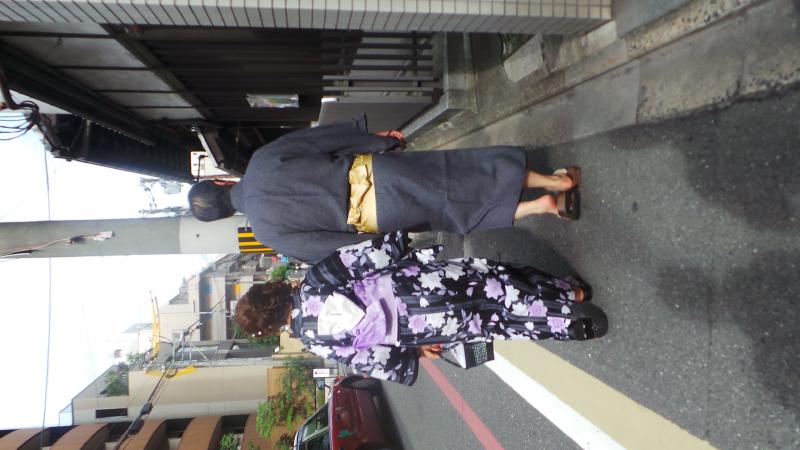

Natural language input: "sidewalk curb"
[402,33,477,140]
[406,0,799,151]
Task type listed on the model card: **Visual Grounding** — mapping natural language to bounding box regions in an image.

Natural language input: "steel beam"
[101,25,216,121]
[0,43,152,144]
[0,31,116,39]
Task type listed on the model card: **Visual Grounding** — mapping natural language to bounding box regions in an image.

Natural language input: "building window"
[96,408,127,419]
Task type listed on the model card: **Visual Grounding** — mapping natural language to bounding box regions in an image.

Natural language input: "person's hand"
[419,344,443,359]
[375,129,406,142]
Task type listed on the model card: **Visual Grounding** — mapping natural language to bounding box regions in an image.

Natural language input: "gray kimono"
[230,115,525,263]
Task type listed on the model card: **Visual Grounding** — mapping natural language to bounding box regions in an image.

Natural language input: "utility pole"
[0,216,249,258]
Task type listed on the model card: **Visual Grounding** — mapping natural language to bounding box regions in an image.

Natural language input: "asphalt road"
[386,87,800,450]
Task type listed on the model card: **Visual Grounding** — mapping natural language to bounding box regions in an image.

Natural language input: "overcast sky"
[0,128,219,428]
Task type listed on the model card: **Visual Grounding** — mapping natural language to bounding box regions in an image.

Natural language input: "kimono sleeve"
[268,230,384,264]
[304,232,411,288]
[405,245,444,264]
[275,114,369,141]
[306,340,419,386]
[271,114,402,156]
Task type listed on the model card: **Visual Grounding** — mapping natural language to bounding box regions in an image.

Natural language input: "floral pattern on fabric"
[293,232,582,385]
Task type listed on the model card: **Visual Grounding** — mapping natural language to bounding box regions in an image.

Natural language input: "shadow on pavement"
[655,250,800,417]
[722,250,799,415]
[681,109,799,231]
[648,90,800,415]
[468,227,582,281]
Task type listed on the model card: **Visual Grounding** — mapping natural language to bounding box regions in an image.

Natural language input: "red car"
[294,375,397,450]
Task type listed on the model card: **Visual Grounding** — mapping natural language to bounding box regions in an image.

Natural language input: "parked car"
[294,374,397,450]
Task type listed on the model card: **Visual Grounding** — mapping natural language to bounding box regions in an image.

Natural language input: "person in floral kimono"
[235,232,607,385]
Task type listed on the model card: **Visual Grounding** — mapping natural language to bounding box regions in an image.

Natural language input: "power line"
[0,41,67,148]
[115,280,231,446]
[114,308,205,448]
[0,62,41,141]
[39,134,53,447]
[113,358,174,449]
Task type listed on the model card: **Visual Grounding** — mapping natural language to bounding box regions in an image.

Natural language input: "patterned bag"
[441,340,495,369]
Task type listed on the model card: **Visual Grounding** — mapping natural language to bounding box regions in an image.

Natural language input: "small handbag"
[440,340,495,369]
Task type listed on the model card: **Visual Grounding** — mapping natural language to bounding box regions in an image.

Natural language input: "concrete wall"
[200,276,228,341]
[72,364,273,424]
[0,1,610,35]
[159,275,201,342]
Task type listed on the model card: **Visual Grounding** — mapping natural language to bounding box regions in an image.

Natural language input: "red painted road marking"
[420,358,505,450]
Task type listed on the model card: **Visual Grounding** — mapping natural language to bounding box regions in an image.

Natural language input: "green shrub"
[255,357,315,439]
[233,323,280,348]
[220,433,240,450]
[103,370,127,396]
[126,352,145,365]
[271,265,290,281]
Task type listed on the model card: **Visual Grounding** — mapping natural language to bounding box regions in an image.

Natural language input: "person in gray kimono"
[189,115,580,263]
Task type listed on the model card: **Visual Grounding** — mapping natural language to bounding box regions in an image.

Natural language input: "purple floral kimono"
[290,232,583,385]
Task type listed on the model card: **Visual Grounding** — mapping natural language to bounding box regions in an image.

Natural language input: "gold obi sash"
[347,153,379,233]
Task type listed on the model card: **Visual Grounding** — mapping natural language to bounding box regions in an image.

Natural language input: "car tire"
[342,376,380,392]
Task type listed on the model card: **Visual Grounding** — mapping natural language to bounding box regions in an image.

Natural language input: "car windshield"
[299,403,329,442]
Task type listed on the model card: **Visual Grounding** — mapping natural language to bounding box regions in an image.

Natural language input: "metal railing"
[321,31,439,98]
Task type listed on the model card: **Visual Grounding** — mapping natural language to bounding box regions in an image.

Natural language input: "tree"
[255,357,315,440]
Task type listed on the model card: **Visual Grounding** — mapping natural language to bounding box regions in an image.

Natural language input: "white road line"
[486,353,625,450]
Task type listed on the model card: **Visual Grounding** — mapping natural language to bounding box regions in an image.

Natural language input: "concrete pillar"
[3,1,611,35]
[0,216,248,258]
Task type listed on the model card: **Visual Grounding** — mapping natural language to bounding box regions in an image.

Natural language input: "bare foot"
[514,194,559,220]
[574,287,585,302]
[524,170,576,191]
[541,193,558,215]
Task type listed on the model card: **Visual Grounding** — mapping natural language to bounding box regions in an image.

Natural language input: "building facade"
[70,342,285,425]
[1,1,610,35]
[0,1,610,182]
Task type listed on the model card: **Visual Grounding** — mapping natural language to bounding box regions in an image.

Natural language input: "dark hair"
[188,180,236,221]
[235,281,295,337]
